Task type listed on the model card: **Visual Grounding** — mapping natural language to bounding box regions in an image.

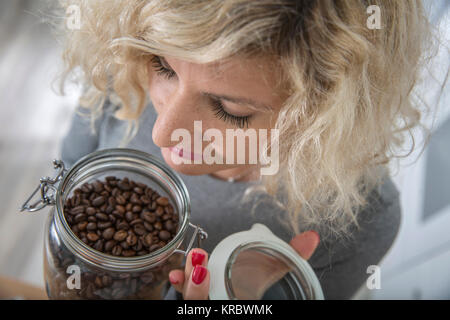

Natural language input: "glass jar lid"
[208,223,324,300]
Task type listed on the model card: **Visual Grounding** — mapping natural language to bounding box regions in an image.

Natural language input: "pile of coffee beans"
[63,176,179,257]
[44,243,182,299]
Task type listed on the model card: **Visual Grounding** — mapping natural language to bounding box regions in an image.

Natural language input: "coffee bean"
[155,206,164,216]
[115,195,126,205]
[95,213,109,221]
[108,197,116,206]
[87,232,99,242]
[111,188,119,197]
[125,211,134,222]
[111,245,122,256]
[81,183,91,193]
[97,221,112,229]
[70,206,85,215]
[164,220,174,232]
[120,241,130,249]
[133,239,143,252]
[112,210,124,219]
[108,215,116,223]
[102,228,115,240]
[104,240,116,252]
[113,230,128,242]
[141,211,156,223]
[105,205,114,214]
[93,239,104,251]
[86,207,96,215]
[118,181,131,191]
[154,221,162,230]
[116,221,129,230]
[159,230,171,241]
[132,205,142,213]
[133,224,146,236]
[129,219,143,227]
[115,205,126,215]
[130,193,141,204]
[78,221,88,231]
[122,250,136,257]
[144,234,153,246]
[86,222,97,231]
[165,205,174,215]
[140,195,150,205]
[92,196,106,207]
[143,222,154,232]
[126,234,137,246]
[156,197,169,206]
[93,181,104,193]
[74,213,87,223]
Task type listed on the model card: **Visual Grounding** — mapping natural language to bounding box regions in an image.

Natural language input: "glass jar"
[21,148,207,300]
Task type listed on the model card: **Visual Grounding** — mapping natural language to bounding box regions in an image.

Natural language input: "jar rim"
[54,148,191,272]
[225,241,323,300]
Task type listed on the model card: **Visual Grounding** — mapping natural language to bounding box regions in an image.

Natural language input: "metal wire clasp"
[20,159,67,213]
[174,223,208,257]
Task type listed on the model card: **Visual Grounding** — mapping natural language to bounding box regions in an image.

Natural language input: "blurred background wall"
[0,0,448,298]
[0,0,80,288]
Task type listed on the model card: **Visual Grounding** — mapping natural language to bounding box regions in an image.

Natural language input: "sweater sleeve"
[308,177,402,299]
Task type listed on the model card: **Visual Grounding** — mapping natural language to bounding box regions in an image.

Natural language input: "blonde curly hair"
[56,0,433,241]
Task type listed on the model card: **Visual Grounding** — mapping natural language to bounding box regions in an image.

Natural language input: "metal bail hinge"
[174,223,208,257]
[20,159,67,213]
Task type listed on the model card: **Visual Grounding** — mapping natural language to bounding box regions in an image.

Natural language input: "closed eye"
[150,55,253,128]
[151,55,176,80]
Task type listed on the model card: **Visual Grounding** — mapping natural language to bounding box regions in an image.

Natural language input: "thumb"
[289,230,320,260]
[184,265,210,300]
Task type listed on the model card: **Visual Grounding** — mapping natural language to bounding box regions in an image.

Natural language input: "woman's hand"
[168,230,320,300]
[169,248,210,300]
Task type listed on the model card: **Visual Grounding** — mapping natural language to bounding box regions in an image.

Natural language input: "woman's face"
[147,54,289,178]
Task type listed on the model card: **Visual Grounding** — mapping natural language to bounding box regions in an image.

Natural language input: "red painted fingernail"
[192,265,207,285]
[169,274,179,285]
[191,251,205,267]
[309,230,320,241]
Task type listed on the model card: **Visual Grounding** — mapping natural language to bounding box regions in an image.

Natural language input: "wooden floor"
[0,0,79,288]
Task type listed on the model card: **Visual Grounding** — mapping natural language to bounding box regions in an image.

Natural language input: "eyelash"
[150,55,252,129]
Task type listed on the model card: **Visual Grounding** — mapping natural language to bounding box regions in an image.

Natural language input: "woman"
[58,0,430,299]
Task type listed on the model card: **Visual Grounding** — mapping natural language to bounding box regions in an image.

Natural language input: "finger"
[184,248,208,285]
[184,265,210,300]
[289,230,320,260]
[169,269,185,293]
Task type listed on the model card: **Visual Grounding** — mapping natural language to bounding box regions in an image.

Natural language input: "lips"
[168,146,202,161]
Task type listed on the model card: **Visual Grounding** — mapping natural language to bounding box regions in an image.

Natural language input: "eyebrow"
[160,56,274,112]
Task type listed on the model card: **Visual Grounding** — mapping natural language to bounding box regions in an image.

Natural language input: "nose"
[152,91,197,148]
